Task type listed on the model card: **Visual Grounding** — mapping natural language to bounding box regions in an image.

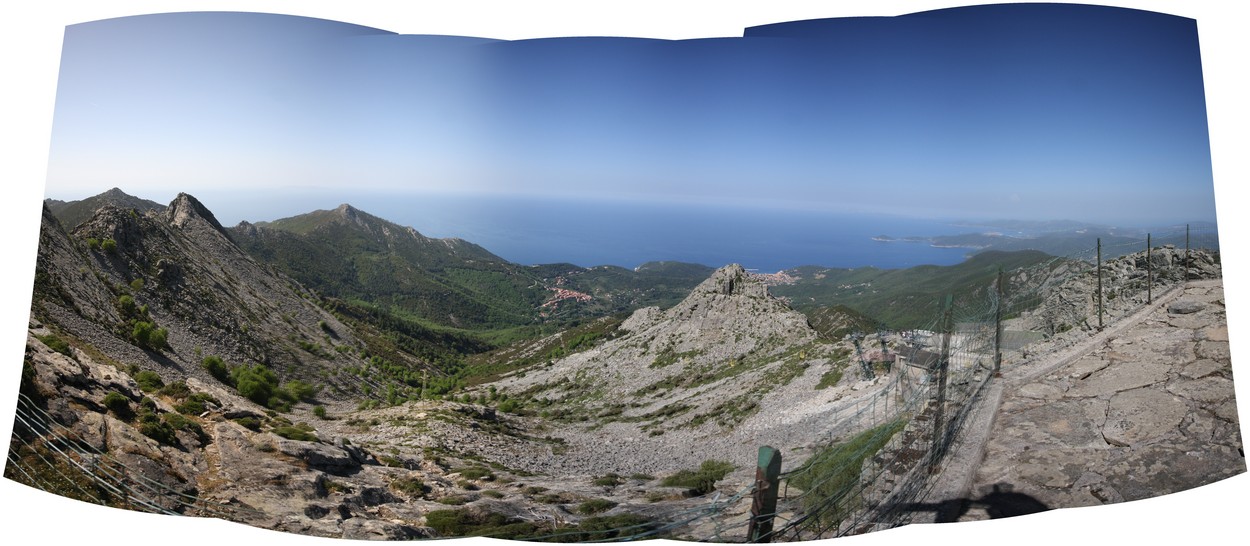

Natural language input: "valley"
[5,189,1237,542]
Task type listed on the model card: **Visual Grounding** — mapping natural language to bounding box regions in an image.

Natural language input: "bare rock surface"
[964,280,1243,517]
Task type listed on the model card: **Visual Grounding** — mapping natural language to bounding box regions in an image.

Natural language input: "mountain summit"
[44,187,165,229]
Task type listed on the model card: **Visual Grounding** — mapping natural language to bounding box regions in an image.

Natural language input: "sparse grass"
[816,368,843,390]
[592,473,623,487]
[456,466,494,481]
[35,334,73,358]
[390,475,426,498]
[437,494,472,505]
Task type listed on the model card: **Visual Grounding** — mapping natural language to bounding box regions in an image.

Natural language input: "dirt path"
[921,280,1244,521]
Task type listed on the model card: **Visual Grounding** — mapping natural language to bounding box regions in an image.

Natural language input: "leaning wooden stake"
[748,446,783,543]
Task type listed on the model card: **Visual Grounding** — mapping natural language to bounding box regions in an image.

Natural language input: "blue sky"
[42,3,1216,226]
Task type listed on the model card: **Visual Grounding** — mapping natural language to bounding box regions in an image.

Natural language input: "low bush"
[201,356,230,384]
[577,498,618,515]
[133,370,164,392]
[102,391,132,420]
[273,422,317,442]
[456,466,494,481]
[660,460,734,496]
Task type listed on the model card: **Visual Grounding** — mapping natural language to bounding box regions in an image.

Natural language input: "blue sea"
[212,192,977,272]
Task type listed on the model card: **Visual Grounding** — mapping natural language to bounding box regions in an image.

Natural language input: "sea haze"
[211,191,976,272]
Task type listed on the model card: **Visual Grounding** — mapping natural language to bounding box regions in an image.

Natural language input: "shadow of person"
[898,482,1049,522]
[975,483,1050,519]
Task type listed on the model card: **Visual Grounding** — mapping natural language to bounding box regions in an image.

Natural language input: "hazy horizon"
[42,185,1218,272]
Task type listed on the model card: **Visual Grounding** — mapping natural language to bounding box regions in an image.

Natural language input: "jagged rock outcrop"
[485,264,875,476]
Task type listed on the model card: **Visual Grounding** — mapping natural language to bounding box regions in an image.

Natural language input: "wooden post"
[748,445,783,543]
[930,295,953,473]
[1147,234,1152,304]
[994,267,1004,375]
[1097,238,1103,330]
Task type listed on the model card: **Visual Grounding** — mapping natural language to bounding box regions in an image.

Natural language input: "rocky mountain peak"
[334,203,360,219]
[691,263,768,298]
[166,192,230,238]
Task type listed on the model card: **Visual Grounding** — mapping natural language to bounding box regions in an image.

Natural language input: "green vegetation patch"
[35,334,73,358]
[577,498,618,515]
[660,459,734,496]
[787,419,906,528]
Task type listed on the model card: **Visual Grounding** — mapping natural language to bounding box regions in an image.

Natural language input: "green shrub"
[629,473,655,481]
[100,238,117,254]
[86,237,100,250]
[130,321,168,351]
[162,413,206,442]
[497,399,520,413]
[201,356,230,384]
[480,490,505,499]
[272,423,317,442]
[285,379,320,402]
[133,370,164,392]
[312,405,327,419]
[138,414,177,445]
[233,417,261,431]
[102,391,132,420]
[232,364,279,406]
[577,498,618,515]
[660,460,735,496]
[174,393,218,415]
[158,381,191,399]
[130,278,144,291]
[116,295,138,318]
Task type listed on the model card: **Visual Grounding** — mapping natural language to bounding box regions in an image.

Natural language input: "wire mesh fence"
[5,225,1223,542]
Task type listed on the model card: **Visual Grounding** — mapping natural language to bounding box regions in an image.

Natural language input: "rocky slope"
[471,264,898,478]
[29,194,384,395]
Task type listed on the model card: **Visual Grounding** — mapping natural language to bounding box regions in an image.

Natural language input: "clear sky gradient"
[45,4,1215,227]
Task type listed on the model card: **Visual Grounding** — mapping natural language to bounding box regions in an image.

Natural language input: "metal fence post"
[930,294,953,474]
[994,267,1003,375]
[1097,238,1103,330]
[749,445,783,543]
[1185,224,1191,282]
